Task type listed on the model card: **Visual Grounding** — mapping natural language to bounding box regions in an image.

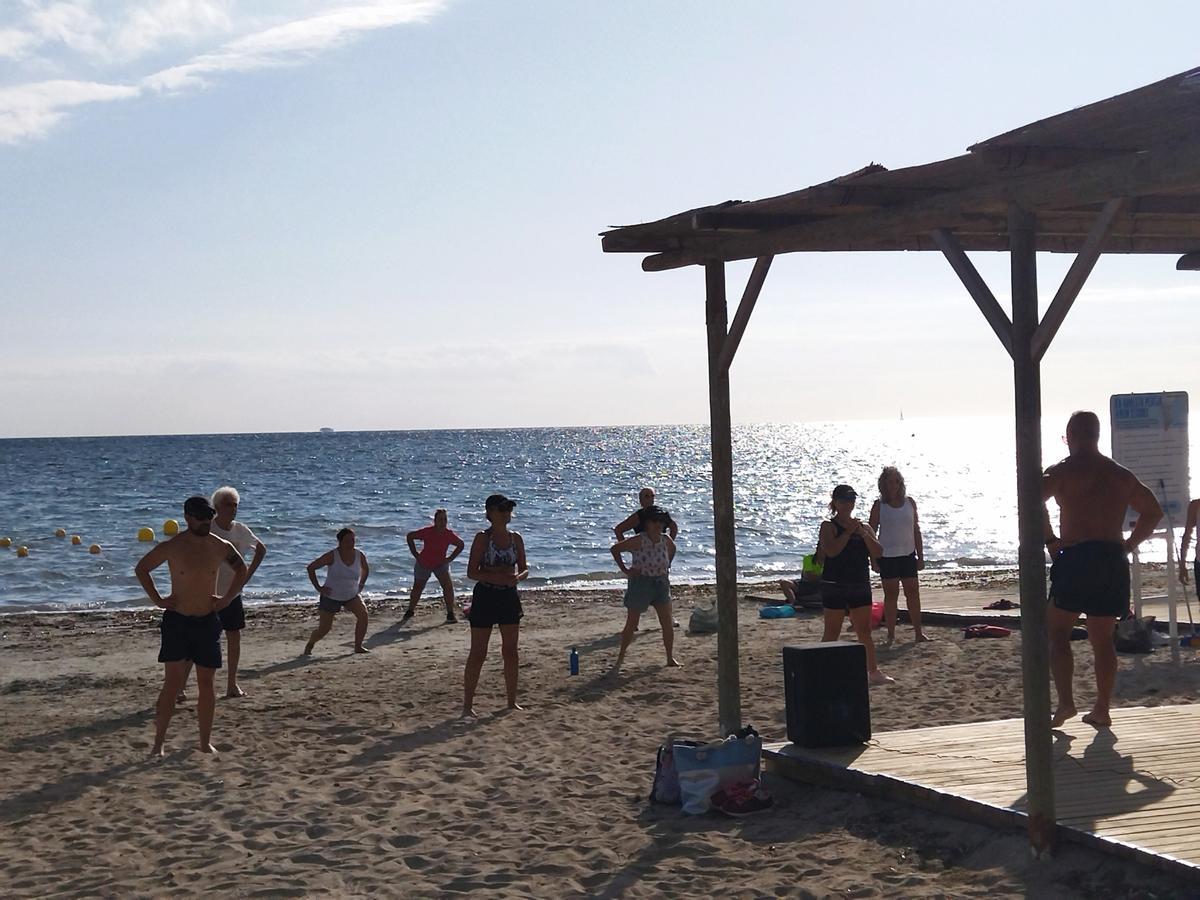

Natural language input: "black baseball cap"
[485,493,517,511]
[184,495,216,519]
[831,484,857,501]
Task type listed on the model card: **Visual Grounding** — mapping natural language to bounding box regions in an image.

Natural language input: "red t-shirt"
[413,526,461,568]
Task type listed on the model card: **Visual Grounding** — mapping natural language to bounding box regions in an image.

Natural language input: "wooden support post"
[705,260,742,737]
[931,228,1014,357]
[1009,204,1056,856]
[717,256,773,376]
[1031,198,1123,361]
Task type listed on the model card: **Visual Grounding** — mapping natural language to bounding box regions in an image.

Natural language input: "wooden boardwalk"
[764,705,1200,880]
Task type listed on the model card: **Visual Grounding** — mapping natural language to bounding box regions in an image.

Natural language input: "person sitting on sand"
[463,494,529,717]
[1044,411,1161,729]
[780,551,824,606]
[611,505,682,672]
[614,486,679,541]
[1180,496,1199,590]
[304,528,370,656]
[868,466,929,644]
[134,495,249,756]
[178,486,268,702]
[818,484,893,686]
[402,508,465,626]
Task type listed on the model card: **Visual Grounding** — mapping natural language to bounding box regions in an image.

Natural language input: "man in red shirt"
[403,509,466,625]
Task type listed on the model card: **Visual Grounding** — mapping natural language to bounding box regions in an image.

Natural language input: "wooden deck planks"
[764,704,1200,879]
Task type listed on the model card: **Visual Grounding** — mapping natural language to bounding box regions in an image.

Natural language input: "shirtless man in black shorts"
[135,496,249,756]
[1043,411,1162,728]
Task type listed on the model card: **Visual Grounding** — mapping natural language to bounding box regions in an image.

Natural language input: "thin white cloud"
[0,78,139,142]
[0,1,448,143]
[144,1,445,92]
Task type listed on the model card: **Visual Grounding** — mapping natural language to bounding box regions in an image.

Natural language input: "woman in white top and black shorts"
[304,527,370,655]
[868,466,928,644]
[611,505,681,673]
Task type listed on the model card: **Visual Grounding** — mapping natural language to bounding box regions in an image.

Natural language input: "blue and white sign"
[1110,392,1189,524]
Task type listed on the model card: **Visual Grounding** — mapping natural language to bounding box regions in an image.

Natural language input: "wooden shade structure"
[600,66,1200,856]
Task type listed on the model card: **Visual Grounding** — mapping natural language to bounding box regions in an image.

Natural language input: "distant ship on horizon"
[319,427,335,434]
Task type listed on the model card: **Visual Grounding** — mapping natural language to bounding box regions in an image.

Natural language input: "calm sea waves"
[0,418,1186,613]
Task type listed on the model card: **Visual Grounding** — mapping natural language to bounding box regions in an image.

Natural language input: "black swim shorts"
[468,583,523,628]
[820,582,872,611]
[159,610,222,669]
[217,594,246,631]
[878,553,919,580]
[318,595,356,614]
[1050,541,1130,619]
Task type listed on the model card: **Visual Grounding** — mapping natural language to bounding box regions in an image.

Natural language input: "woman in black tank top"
[818,484,893,686]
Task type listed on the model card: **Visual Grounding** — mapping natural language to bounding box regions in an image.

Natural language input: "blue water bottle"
[569,646,579,676]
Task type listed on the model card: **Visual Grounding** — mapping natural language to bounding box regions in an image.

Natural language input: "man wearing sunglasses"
[135,495,249,757]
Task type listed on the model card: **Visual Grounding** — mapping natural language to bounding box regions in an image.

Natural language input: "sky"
[1,1,1199,438]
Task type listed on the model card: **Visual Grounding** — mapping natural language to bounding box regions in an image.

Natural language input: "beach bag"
[759,604,796,619]
[689,605,718,634]
[649,739,703,804]
[673,727,762,815]
[1115,616,1153,654]
[870,601,884,629]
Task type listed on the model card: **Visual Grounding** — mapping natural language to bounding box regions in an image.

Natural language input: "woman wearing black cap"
[463,494,529,717]
[818,484,894,686]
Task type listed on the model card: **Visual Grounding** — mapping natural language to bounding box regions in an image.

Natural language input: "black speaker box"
[783,642,871,748]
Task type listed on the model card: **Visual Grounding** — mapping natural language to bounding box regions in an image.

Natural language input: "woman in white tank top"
[868,467,929,643]
[303,527,371,655]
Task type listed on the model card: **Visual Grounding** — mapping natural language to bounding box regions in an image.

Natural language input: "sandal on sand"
[712,780,774,817]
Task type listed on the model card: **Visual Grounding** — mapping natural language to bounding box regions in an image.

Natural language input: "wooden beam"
[705,260,742,737]
[1178,252,1200,270]
[1032,199,1123,361]
[931,228,1014,357]
[716,256,773,375]
[693,212,813,232]
[977,145,1128,170]
[636,138,1200,269]
[1008,204,1056,857]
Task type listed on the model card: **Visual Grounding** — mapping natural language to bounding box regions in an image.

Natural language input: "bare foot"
[1051,705,1077,727]
[198,743,218,755]
[150,743,166,758]
[666,657,682,668]
[354,645,371,654]
[868,669,895,686]
[302,642,314,657]
[1082,710,1112,728]
[885,633,896,646]
[176,692,187,705]
[226,686,246,699]
[506,703,525,711]
[461,706,479,719]
[914,632,932,643]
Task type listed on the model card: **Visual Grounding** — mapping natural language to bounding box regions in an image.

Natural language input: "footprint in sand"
[386,834,419,849]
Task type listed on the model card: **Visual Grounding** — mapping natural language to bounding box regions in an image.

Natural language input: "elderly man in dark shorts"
[1043,411,1162,728]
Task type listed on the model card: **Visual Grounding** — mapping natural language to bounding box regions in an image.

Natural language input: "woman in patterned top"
[610,505,681,673]
[463,493,529,717]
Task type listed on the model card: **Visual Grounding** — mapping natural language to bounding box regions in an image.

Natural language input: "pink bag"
[870,601,884,629]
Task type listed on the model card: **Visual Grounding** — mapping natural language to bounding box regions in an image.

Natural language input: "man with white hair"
[178,486,268,700]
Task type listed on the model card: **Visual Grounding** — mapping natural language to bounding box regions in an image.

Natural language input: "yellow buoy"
[163,519,180,536]
[55,528,67,538]
[137,527,155,542]
[0,536,11,547]
[71,535,82,545]
[89,544,102,554]
[16,545,29,557]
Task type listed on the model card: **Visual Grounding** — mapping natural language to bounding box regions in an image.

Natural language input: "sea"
[0,418,1189,613]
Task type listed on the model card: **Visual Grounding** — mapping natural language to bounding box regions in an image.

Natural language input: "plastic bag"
[689,605,718,634]
[672,728,762,815]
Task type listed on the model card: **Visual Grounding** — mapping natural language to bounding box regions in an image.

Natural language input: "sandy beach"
[3,574,1199,898]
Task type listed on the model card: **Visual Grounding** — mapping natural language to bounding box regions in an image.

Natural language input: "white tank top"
[323,549,363,601]
[878,498,916,557]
